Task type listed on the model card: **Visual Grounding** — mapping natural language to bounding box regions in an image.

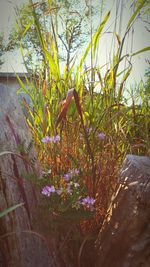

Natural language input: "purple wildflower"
[53,135,60,143]
[41,135,60,144]
[63,168,79,181]
[63,173,72,181]
[97,132,106,140]
[41,136,51,143]
[74,169,79,175]
[41,185,55,196]
[82,196,96,205]
[80,196,96,210]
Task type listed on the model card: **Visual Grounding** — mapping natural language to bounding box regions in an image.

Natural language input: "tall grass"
[15,0,149,263]
[17,0,149,204]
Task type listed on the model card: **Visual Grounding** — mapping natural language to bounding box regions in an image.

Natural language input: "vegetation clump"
[5,0,149,264]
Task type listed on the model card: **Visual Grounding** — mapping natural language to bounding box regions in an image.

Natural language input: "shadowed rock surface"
[0,83,57,267]
[96,154,150,267]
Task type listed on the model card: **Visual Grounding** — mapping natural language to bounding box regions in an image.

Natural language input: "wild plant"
[15,0,150,230]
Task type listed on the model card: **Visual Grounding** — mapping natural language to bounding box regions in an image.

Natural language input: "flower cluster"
[41,185,55,196]
[97,132,106,140]
[85,128,106,140]
[41,184,96,211]
[41,168,96,212]
[41,169,79,197]
[79,196,96,211]
[41,185,62,196]
[42,135,60,143]
[63,169,79,181]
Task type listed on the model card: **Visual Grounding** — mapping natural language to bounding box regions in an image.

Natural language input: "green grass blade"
[118,66,132,101]
[127,0,146,29]
[15,73,34,102]
[22,22,32,37]
[131,46,150,56]
[0,203,24,218]
[93,11,110,55]
[78,11,110,71]
[29,0,47,64]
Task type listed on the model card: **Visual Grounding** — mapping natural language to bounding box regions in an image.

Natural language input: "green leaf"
[118,65,132,101]
[22,22,32,37]
[78,11,110,71]
[127,0,146,29]
[93,11,110,55]
[117,67,129,77]
[15,72,34,102]
[0,203,24,218]
[131,46,150,56]
[29,0,46,64]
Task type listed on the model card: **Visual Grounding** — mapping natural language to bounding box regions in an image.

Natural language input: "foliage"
[15,0,150,233]
[40,165,96,217]
[136,0,150,14]
[0,203,24,218]
[126,68,150,155]
[6,3,45,71]
[7,0,103,72]
[2,1,147,265]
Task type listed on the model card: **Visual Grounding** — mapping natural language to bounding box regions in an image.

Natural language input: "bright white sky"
[0,0,149,86]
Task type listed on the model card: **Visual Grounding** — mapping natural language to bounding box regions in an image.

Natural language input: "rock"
[95,155,150,267]
[0,83,57,267]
